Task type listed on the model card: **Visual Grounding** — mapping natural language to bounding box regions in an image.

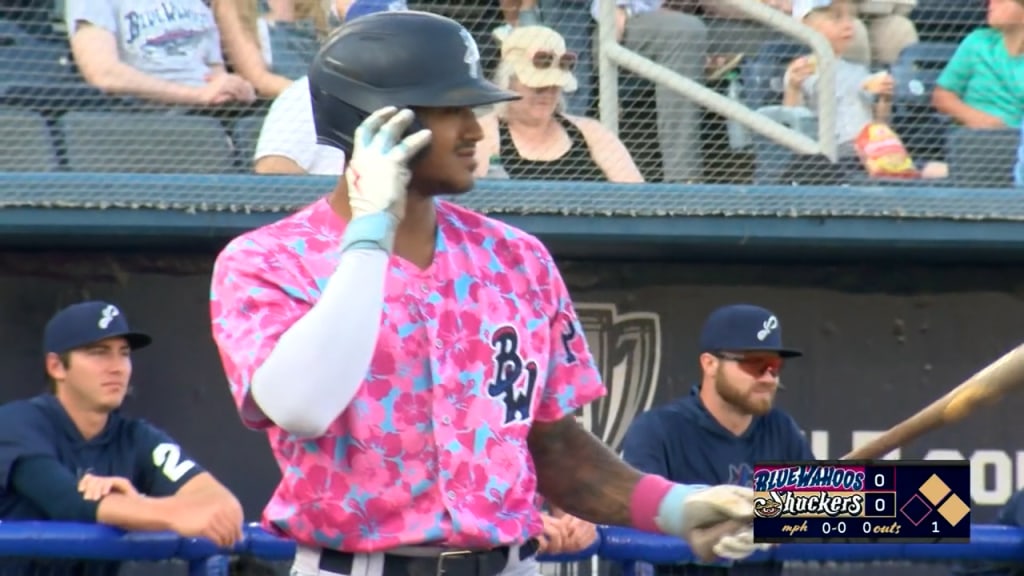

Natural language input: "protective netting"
[0,0,1016,201]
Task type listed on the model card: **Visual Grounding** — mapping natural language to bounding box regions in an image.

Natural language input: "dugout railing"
[1,522,1023,576]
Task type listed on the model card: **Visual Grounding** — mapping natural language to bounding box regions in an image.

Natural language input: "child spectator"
[66,0,256,107]
[783,0,894,159]
[932,0,1024,130]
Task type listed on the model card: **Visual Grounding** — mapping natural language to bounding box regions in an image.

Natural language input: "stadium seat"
[265,22,321,81]
[0,107,59,172]
[231,114,268,173]
[0,18,78,84]
[57,111,236,174]
[946,126,1020,189]
[740,41,805,111]
[751,105,818,185]
[909,0,987,44]
[0,80,115,114]
[889,41,957,161]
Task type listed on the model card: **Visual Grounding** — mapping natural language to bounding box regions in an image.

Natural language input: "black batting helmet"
[309,11,520,155]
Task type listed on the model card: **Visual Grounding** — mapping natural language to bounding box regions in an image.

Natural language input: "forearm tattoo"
[528,416,644,526]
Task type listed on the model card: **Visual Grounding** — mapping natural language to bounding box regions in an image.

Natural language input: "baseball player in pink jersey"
[210,11,767,576]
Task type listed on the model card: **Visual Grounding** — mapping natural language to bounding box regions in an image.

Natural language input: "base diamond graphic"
[938,494,970,527]
[900,494,933,526]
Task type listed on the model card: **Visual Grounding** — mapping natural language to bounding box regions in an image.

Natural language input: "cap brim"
[723,347,803,358]
[121,332,152,350]
[756,348,802,358]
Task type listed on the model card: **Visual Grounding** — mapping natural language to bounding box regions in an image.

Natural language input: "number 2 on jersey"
[152,443,196,482]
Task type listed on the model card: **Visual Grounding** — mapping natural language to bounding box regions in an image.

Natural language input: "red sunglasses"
[715,352,784,377]
[531,50,577,72]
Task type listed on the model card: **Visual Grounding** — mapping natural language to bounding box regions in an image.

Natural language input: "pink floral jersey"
[209,197,606,553]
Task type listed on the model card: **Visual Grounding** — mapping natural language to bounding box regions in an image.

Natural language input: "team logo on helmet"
[460,28,481,79]
[575,303,661,454]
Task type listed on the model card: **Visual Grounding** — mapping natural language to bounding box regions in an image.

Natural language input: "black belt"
[319,539,540,576]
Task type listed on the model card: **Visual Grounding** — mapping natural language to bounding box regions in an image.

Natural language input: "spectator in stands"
[932,0,1024,131]
[250,0,404,174]
[253,74,347,174]
[476,26,643,182]
[496,0,595,117]
[588,0,704,182]
[700,0,917,68]
[784,0,893,159]
[212,0,346,99]
[65,0,257,107]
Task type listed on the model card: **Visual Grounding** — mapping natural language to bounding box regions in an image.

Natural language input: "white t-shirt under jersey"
[255,76,346,175]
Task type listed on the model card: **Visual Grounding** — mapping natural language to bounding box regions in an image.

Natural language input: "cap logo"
[757,315,779,341]
[98,305,120,330]
[460,28,480,79]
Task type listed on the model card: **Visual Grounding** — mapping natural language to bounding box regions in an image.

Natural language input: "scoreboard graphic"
[751,460,970,544]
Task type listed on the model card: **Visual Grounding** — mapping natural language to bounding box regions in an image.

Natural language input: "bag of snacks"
[854,122,919,179]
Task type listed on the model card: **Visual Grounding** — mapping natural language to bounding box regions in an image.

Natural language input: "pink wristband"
[629,474,674,533]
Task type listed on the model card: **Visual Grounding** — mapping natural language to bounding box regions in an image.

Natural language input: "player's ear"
[45,352,68,382]
[699,352,718,376]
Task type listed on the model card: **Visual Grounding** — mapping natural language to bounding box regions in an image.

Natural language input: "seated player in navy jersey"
[622,304,813,576]
[0,301,244,548]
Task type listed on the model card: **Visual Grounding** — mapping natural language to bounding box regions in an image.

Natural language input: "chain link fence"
[0,0,1016,199]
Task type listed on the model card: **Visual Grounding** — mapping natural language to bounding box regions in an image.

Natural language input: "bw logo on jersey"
[488,326,538,425]
[575,303,661,454]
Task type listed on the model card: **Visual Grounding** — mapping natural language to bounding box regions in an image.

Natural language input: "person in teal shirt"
[932,0,1024,130]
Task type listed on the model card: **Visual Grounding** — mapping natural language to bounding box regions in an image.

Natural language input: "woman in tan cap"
[474,26,643,183]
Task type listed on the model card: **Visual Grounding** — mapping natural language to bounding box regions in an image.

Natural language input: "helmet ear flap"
[311,91,368,157]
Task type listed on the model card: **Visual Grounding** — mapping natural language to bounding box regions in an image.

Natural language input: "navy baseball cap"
[43,301,152,354]
[698,304,802,358]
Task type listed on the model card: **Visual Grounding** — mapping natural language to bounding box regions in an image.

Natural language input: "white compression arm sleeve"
[250,247,389,438]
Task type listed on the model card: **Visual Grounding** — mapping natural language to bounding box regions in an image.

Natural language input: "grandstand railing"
[595,0,838,160]
[3,522,1024,576]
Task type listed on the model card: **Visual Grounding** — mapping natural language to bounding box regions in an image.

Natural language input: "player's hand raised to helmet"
[346,106,432,224]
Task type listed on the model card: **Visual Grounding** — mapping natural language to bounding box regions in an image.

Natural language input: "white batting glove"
[679,485,755,534]
[711,527,774,561]
[345,106,432,223]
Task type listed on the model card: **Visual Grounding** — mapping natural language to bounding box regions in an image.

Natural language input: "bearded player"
[210,12,767,576]
[622,304,814,576]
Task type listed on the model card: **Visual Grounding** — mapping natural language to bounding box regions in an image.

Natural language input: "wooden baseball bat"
[842,343,1024,460]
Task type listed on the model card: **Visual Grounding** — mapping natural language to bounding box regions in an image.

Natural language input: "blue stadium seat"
[0,80,115,114]
[740,41,805,111]
[0,18,78,84]
[57,111,236,174]
[889,41,957,161]
[946,126,1020,189]
[231,114,268,173]
[751,105,818,185]
[909,0,987,43]
[265,22,321,81]
[0,107,59,171]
